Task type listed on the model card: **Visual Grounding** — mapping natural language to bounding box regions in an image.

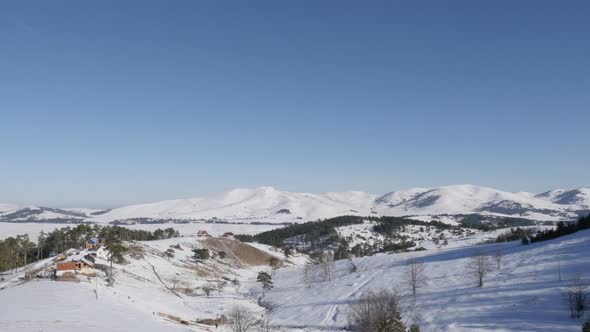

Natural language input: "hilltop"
[1,185,589,225]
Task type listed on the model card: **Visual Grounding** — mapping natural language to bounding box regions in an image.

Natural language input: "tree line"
[235,215,367,247]
[236,215,451,248]
[0,224,180,272]
[526,214,590,244]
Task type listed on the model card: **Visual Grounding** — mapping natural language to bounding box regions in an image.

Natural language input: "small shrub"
[193,248,210,260]
[165,248,175,258]
[348,289,405,331]
[564,275,588,318]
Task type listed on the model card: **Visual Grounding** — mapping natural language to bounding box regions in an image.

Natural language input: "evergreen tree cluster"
[237,216,366,247]
[527,214,590,244]
[372,216,452,236]
[494,227,533,243]
[0,224,180,272]
[459,215,538,231]
[236,215,463,260]
[236,215,449,249]
[192,248,210,260]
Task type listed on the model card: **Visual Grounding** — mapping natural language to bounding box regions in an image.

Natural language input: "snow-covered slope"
[0,203,20,214]
[1,227,589,331]
[94,187,375,223]
[0,237,287,332]
[539,188,590,208]
[264,229,590,331]
[1,185,589,224]
[0,206,89,223]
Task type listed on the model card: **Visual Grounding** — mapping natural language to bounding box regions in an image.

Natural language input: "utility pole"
[219,305,224,332]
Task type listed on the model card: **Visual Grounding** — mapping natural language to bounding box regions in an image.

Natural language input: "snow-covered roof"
[87,237,100,244]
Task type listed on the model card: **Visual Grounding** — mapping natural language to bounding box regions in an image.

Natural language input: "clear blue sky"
[1,1,588,208]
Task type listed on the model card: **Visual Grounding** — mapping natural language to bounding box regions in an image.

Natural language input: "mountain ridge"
[1,184,589,224]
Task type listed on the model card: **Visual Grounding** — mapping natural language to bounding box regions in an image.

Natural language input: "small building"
[85,237,101,250]
[222,232,235,239]
[196,230,209,237]
[56,258,95,278]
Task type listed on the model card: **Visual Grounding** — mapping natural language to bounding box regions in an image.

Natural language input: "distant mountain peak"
[2,185,589,224]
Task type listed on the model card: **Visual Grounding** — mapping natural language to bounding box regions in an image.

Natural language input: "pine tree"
[257,271,273,296]
[283,246,291,257]
[104,233,125,282]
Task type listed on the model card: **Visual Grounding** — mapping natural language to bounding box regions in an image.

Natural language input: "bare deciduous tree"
[261,312,271,332]
[348,257,358,274]
[171,274,179,290]
[468,254,494,288]
[564,275,588,318]
[202,284,214,296]
[320,251,335,282]
[348,289,406,332]
[303,262,314,288]
[269,256,282,276]
[494,251,503,270]
[228,305,258,332]
[405,258,427,296]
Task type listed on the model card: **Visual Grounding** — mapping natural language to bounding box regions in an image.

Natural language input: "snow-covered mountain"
[1,185,589,224]
[373,184,582,221]
[0,205,90,223]
[91,187,376,223]
[537,188,590,208]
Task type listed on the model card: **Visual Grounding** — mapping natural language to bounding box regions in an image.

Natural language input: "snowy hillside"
[263,229,590,331]
[1,185,589,225]
[0,203,20,214]
[0,206,89,223]
[539,188,590,208]
[374,185,578,220]
[1,227,589,331]
[93,187,375,223]
[0,236,292,332]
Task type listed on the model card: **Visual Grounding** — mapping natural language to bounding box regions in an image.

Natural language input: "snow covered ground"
[0,281,193,332]
[0,236,285,332]
[1,225,589,331]
[263,229,590,331]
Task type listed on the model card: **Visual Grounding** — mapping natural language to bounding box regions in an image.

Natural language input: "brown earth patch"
[202,238,276,266]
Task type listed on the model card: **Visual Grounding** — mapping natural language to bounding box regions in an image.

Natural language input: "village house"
[196,230,209,237]
[55,258,95,278]
[85,237,101,250]
[222,232,235,239]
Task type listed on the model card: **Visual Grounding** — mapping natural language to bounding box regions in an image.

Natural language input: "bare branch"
[467,254,494,288]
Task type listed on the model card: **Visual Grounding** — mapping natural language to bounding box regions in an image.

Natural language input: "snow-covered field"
[0,236,285,332]
[1,224,589,331]
[263,229,590,331]
[0,281,190,332]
